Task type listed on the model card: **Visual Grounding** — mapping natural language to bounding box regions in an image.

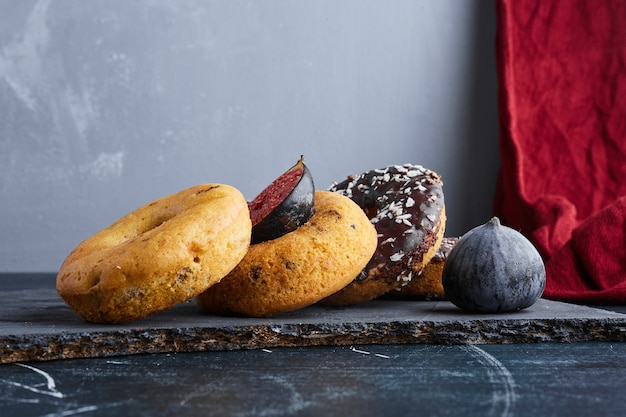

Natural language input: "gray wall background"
[0,0,499,273]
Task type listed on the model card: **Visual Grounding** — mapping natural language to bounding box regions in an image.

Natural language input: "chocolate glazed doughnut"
[322,164,446,306]
[389,236,459,300]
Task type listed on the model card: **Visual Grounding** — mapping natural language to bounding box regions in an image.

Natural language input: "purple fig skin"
[442,217,546,313]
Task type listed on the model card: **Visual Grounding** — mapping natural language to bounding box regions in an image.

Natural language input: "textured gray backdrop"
[0,0,499,272]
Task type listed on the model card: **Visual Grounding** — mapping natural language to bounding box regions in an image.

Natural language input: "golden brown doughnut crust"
[389,236,458,300]
[56,184,251,324]
[322,209,446,306]
[196,190,378,317]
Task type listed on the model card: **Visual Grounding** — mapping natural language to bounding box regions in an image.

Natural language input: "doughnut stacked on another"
[197,191,378,317]
[389,236,459,300]
[323,164,446,306]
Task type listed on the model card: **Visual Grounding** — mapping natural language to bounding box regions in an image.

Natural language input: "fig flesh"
[442,217,546,313]
[248,156,315,244]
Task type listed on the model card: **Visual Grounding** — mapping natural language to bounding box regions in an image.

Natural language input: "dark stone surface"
[2,280,626,363]
[2,343,626,417]
[2,274,626,416]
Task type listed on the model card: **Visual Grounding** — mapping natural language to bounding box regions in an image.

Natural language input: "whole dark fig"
[248,156,315,244]
[442,217,546,313]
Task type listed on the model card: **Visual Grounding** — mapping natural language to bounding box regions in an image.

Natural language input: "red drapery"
[494,0,626,303]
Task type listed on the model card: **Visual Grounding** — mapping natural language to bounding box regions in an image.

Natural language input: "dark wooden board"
[2,281,626,364]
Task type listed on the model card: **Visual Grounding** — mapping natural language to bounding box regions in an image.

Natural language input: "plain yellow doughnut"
[197,190,378,317]
[57,184,251,324]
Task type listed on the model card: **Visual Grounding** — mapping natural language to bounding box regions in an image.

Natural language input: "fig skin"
[248,156,315,245]
[442,217,546,313]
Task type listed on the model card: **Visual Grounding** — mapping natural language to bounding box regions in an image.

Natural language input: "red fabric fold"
[494,0,626,303]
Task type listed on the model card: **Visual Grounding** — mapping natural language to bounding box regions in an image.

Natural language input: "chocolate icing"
[433,236,459,262]
[329,164,445,284]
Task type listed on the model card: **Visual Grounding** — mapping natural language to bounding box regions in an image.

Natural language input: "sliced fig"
[248,156,315,244]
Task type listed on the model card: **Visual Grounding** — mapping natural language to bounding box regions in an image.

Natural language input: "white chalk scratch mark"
[40,405,99,417]
[6,397,41,404]
[106,51,136,86]
[461,345,517,417]
[260,374,310,415]
[105,360,127,365]
[1,363,66,399]
[65,86,98,139]
[350,346,391,358]
[0,0,51,110]
[350,346,370,355]
[80,151,125,179]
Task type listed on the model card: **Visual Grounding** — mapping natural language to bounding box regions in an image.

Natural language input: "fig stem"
[489,216,501,227]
